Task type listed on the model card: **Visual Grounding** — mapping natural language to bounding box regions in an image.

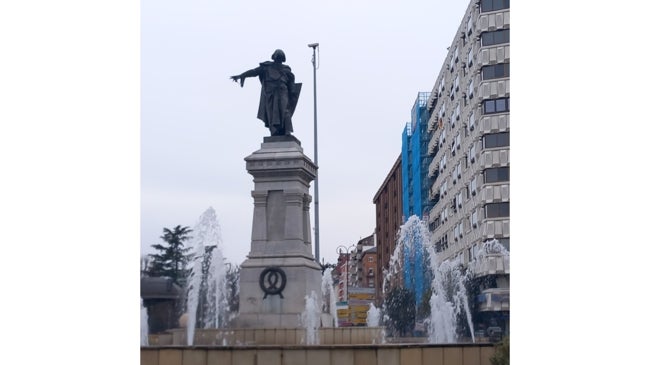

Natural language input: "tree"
[490,335,509,365]
[147,225,194,285]
[384,287,416,337]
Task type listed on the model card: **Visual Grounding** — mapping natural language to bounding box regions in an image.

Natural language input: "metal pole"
[308,43,320,263]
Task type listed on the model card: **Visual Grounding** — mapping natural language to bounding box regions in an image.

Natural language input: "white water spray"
[383,215,475,343]
[321,267,338,328]
[367,303,381,327]
[426,257,474,343]
[186,207,229,345]
[301,290,320,344]
[141,299,149,346]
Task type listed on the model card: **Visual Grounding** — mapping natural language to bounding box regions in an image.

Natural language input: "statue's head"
[271,49,286,63]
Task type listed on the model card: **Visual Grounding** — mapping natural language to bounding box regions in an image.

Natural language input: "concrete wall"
[149,327,386,346]
[141,343,496,365]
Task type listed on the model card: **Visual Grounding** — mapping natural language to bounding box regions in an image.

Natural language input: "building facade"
[372,156,403,303]
[359,246,377,289]
[350,233,376,289]
[425,0,510,333]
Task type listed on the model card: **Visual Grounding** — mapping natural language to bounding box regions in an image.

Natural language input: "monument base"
[236,136,323,329]
[235,256,323,328]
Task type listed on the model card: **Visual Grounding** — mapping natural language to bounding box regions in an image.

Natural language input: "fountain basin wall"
[141,343,496,365]
[149,327,386,346]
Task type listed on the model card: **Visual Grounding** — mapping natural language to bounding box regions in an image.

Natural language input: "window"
[455,104,460,120]
[451,108,457,128]
[481,29,510,47]
[469,143,477,163]
[484,202,509,218]
[456,191,463,210]
[483,167,510,183]
[470,176,478,195]
[440,180,448,196]
[496,237,510,251]
[432,215,441,231]
[454,75,460,91]
[467,79,474,100]
[471,209,479,228]
[469,244,478,261]
[468,111,476,131]
[449,47,458,72]
[368,257,374,263]
[483,97,509,114]
[482,63,510,81]
[482,132,510,148]
[466,14,473,36]
[468,47,474,68]
[480,0,509,13]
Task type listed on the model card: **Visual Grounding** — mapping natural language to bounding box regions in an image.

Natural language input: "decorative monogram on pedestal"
[259,267,287,298]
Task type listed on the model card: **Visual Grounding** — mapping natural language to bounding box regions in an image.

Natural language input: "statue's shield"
[288,83,302,116]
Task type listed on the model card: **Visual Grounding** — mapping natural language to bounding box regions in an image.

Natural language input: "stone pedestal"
[236,136,323,328]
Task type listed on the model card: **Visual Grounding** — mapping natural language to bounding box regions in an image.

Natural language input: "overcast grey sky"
[141,0,473,265]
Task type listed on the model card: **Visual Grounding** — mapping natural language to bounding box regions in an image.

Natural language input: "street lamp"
[308,42,320,263]
[336,245,349,303]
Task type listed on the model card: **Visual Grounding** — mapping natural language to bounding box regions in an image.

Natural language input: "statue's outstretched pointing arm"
[230,67,261,88]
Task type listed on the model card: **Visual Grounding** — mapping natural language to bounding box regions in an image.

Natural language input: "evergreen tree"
[384,287,416,337]
[147,225,194,285]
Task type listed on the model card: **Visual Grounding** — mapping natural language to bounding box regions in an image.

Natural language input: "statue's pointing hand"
[230,75,245,87]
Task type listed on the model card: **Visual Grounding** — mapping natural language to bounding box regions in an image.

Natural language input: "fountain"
[185,207,230,345]
[320,267,338,327]
[426,257,474,343]
[367,303,381,327]
[142,210,497,363]
[300,290,321,344]
[141,298,149,346]
[382,215,475,343]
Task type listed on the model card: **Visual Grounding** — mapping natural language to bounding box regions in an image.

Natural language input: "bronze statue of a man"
[231,49,302,136]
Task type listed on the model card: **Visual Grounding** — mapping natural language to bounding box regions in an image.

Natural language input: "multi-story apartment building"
[425,0,510,334]
[401,92,436,309]
[333,252,350,303]
[359,247,377,289]
[372,156,402,303]
[350,233,376,288]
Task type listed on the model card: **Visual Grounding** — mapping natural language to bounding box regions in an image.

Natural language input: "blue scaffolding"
[400,92,432,308]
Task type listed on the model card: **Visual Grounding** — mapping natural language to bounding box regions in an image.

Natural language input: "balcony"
[468,253,509,277]
[476,288,509,312]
